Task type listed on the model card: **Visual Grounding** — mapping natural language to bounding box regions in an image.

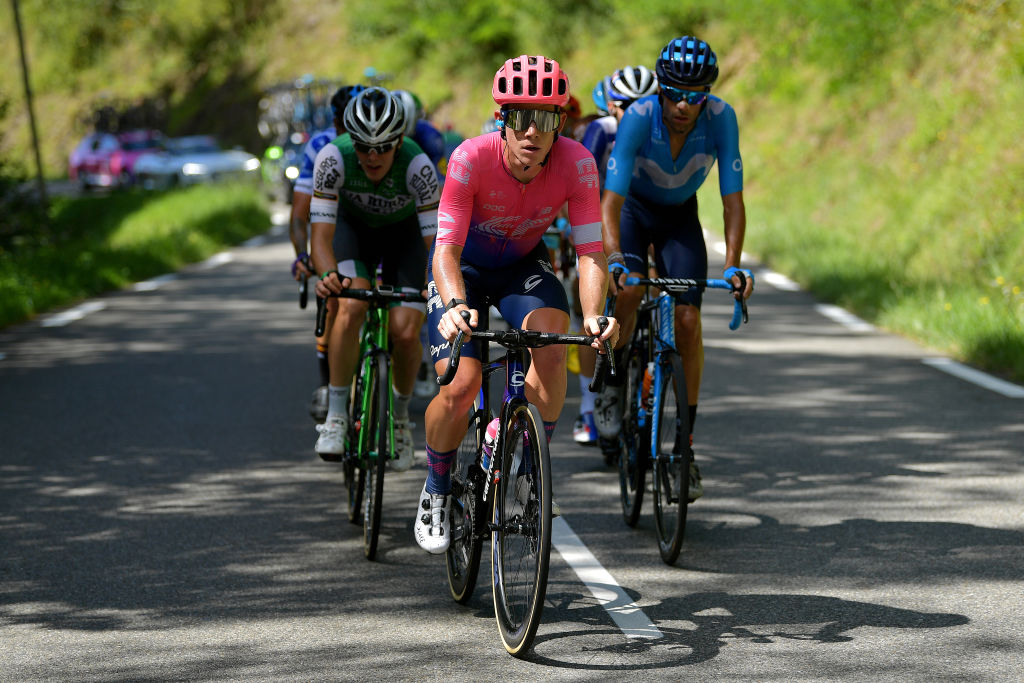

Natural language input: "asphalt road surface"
[2,213,1022,681]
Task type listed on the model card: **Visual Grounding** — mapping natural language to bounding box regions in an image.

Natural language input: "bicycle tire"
[345,373,366,526]
[492,402,551,657]
[652,352,690,565]
[446,402,487,604]
[363,352,388,560]
[618,345,647,527]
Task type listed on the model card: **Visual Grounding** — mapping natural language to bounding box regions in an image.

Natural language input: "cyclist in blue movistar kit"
[290,84,365,421]
[597,36,754,501]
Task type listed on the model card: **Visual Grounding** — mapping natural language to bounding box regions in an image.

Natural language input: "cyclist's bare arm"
[577,250,619,349]
[721,190,752,298]
[601,189,628,287]
[432,243,477,339]
[289,191,316,280]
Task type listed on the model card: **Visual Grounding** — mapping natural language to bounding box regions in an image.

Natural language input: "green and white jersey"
[309,134,440,236]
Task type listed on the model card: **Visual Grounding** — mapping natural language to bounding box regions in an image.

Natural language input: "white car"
[134,135,261,189]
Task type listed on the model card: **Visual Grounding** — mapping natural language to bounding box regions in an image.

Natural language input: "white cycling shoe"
[315,416,347,461]
[389,418,415,472]
[414,484,450,554]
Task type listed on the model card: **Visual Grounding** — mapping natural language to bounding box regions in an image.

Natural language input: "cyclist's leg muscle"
[425,358,483,452]
[522,307,571,422]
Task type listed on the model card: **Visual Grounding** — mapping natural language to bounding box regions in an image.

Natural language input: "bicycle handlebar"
[437,312,616,387]
[314,286,427,337]
[624,276,750,330]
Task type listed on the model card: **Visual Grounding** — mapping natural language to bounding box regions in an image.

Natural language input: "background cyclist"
[310,87,442,470]
[572,65,659,446]
[290,84,364,422]
[597,36,754,501]
[413,55,618,554]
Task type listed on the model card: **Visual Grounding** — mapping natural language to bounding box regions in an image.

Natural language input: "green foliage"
[0,183,269,327]
[1,0,1021,381]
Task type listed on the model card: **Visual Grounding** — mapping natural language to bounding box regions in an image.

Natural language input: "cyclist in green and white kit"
[310,87,442,469]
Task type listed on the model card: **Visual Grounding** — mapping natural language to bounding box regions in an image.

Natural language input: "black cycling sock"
[689,404,698,437]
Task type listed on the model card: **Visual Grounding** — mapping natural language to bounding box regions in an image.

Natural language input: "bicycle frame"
[352,303,393,463]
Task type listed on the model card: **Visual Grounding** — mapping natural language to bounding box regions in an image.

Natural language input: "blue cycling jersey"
[294,126,337,195]
[580,115,617,192]
[413,119,447,179]
[604,94,742,204]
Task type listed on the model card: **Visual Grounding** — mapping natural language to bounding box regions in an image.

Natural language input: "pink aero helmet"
[492,55,570,107]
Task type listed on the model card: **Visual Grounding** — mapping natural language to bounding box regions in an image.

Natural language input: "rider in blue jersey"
[290,84,365,422]
[395,90,448,180]
[598,36,754,501]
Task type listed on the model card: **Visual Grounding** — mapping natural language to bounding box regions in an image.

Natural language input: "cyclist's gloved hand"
[607,251,628,291]
[291,252,313,280]
[724,266,754,298]
[315,270,350,297]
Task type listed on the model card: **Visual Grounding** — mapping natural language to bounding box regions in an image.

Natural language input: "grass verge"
[0,183,270,328]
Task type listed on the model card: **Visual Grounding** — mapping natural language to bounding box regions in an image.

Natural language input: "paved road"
[1,216,1022,681]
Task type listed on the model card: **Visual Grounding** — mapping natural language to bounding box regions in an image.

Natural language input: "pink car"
[68,129,164,190]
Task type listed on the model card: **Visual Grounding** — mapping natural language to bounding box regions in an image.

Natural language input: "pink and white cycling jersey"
[436,131,603,267]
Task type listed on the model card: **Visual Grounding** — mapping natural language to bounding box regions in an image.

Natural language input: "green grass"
[0,183,270,327]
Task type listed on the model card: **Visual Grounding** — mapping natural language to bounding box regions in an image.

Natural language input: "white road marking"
[814,303,875,332]
[922,357,1024,398]
[132,274,177,292]
[552,517,663,639]
[41,302,106,327]
[761,270,801,291]
[199,252,233,270]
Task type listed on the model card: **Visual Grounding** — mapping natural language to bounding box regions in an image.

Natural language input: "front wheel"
[363,353,389,560]
[446,401,487,603]
[618,346,647,527]
[492,402,551,658]
[651,353,691,565]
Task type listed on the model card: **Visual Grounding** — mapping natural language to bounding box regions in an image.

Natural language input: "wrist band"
[445,297,468,312]
[607,251,625,265]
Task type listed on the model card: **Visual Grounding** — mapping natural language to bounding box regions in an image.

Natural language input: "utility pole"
[10,0,49,212]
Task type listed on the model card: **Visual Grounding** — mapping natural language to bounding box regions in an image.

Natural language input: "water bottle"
[481,417,500,470]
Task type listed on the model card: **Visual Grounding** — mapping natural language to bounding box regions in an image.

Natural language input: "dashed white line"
[198,252,233,270]
[41,301,107,327]
[552,517,663,639]
[132,274,177,292]
[761,270,801,291]
[922,357,1024,398]
[814,303,875,332]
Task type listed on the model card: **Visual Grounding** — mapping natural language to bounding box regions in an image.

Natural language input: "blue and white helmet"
[605,66,659,104]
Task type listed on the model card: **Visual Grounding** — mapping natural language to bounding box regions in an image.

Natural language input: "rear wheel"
[363,353,388,560]
[618,345,647,527]
[492,402,551,658]
[652,352,690,565]
[446,401,487,603]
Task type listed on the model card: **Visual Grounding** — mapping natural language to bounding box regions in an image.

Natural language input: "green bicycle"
[315,284,425,560]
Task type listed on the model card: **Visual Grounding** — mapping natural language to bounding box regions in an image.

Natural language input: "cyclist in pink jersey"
[413,55,620,553]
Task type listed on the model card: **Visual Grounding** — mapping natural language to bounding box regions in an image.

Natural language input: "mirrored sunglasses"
[353,139,399,155]
[660,85,709,106]
[502,108,562,133]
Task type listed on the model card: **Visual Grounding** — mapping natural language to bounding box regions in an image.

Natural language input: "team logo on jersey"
[732,158,743,173]
[482,204,506,212]
[426,280,443,314]
[410,164,439,202]
[448,149,472,185]
[436,211,456,239]
[576,157,599,189]
[523,275,543,293]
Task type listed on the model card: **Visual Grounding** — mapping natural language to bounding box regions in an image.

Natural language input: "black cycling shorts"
[332,210,427,310]
[619,192,707,307]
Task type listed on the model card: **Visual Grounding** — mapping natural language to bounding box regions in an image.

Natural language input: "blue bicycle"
[612,276,747,565]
